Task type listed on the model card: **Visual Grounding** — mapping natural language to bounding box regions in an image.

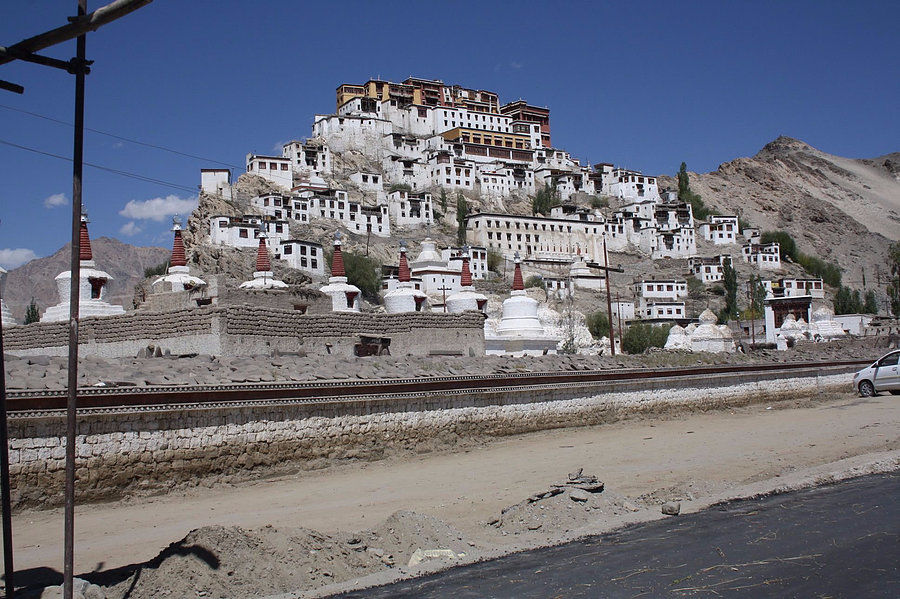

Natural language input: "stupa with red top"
[153,216,207,292]
[319,231,361,311]
[240,229,287,289]
[42,210,125,322]
[445,246,487,314]
[383,241,428,313]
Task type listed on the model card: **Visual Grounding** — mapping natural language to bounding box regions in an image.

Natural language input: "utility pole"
[586,241,624,356]
[0,277,12,599]
[438,285,451,312]
[0,3,154,597]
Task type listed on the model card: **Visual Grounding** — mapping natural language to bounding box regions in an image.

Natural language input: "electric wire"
[0,103,243,170]
[0,138,198,194]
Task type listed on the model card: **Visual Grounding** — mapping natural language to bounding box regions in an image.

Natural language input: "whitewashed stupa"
[240,232,287,290]
[384,242,428,313]
[445,247,487,314]
[409,237,443,270]
[319,232,360,312]
[689,309,734,352]
[805,307,846,341]
[0,266,16,326]
[153,217,207,292]
[41,213,125,322]
[486,253,558,355]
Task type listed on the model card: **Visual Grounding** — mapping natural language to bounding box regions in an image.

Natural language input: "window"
[239,229,248,238]
[283,245,293,255]
[280,164,288,171]
[311,259,317,269]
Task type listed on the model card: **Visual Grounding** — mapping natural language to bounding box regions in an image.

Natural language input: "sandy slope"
[10,389,898,596]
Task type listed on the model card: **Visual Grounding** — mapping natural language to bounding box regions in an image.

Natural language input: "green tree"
[586,310,610,339]
[863,290,878,314]
[327,249,382,304]
[686,276,705,300]
[24,297,40,324]
[622,323,672,354]
[677,162,713,220]
[589,195,609,209]
[748,274,767,319]
[760,230,842,287]
[888,242,900,317]
[833,286,863,315]
[439,187,448,213]
[532,183,557,216]
[456,193,468,245]
[760,231,798,262]
[719,256,739,323]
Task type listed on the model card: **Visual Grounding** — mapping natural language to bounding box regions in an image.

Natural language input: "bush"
[532,183,557,216]
[487,249,503,274]
[687,276,705,300]
[327,249,382,304]
[144,261,169,278]
[388,183,412,193]
[863,290,878,314]
[589,195,609,209]
[760,230,842,287]
[622,323,672,354]
[524,275,545,290]
[24,298,40,324]
[586,311,610,339]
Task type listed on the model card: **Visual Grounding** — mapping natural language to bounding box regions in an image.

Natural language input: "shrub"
[622,323,672,354]
[486,249,503,274]
[589,195,609,209]
[586,311,610,339]
[760,230,842,287]
[24,298,40,324]
[863,290,878,314]
[532,183,557,216]
[144,261,169,278]
[686,276,705,300]
[524,275,545,290]
[388,183,412,193]
[327,249,382,304]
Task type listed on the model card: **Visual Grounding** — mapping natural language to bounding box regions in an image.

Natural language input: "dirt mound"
[102,512,471,598]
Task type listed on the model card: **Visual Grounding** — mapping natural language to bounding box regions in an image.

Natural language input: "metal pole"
[64,2,87,597]
[0,287,14,597]
[616,291,623,350]
[603,238,615,356]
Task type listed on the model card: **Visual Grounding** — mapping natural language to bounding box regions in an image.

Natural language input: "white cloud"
[43,193,68,208]
[0,248,38,269]
[119,195,197,222]
[119,221,142,236]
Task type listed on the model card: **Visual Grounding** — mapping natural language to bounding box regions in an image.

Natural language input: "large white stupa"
[153,217,207,293]
[384,242,428,313]
[41,213,125,322]
[486,253,558,355]
[319,232,361,312]
[240,232,288,290]
[0,266,16,326]
[445,247,487,314]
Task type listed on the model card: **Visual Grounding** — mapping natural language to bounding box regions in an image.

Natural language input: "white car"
[853,350,900,396]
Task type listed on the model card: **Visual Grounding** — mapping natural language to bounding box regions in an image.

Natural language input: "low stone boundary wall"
[8,366,854,509]
[2,306,486,358]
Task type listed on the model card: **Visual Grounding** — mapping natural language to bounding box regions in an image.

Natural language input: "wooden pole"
[0,286,14,597]
[63,2,88,597]
[603,238,615,356]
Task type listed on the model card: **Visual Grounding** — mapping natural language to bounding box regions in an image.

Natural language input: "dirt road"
[10,390,899,588]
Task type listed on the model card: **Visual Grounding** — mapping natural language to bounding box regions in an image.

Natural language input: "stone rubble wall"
[2,306,486,358]
[8,368,851,508]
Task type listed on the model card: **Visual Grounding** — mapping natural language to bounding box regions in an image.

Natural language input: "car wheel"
[858,380,876,397]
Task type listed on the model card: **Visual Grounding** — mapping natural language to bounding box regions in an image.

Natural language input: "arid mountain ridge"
[658,136,898,290]
[3,136,896,320]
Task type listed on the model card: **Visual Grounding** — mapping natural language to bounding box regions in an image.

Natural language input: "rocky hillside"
[659,137,899,289]
[3,238,168,321]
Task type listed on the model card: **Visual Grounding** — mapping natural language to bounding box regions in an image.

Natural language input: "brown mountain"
[658,137,899,289]
[3,237,169,322]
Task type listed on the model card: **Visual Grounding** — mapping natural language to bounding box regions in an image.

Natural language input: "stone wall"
[8,366,852,508]
[2,306,486,358]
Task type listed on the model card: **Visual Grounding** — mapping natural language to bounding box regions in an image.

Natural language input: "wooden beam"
[0,0,153,68]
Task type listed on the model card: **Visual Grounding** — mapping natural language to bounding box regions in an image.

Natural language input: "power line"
[0,137,198,194]
[0,103,243,170]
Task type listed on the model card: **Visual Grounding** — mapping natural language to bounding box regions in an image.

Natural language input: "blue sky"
[0,0,897,267]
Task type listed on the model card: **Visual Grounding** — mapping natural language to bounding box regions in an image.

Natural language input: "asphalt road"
[336,473,899,598]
